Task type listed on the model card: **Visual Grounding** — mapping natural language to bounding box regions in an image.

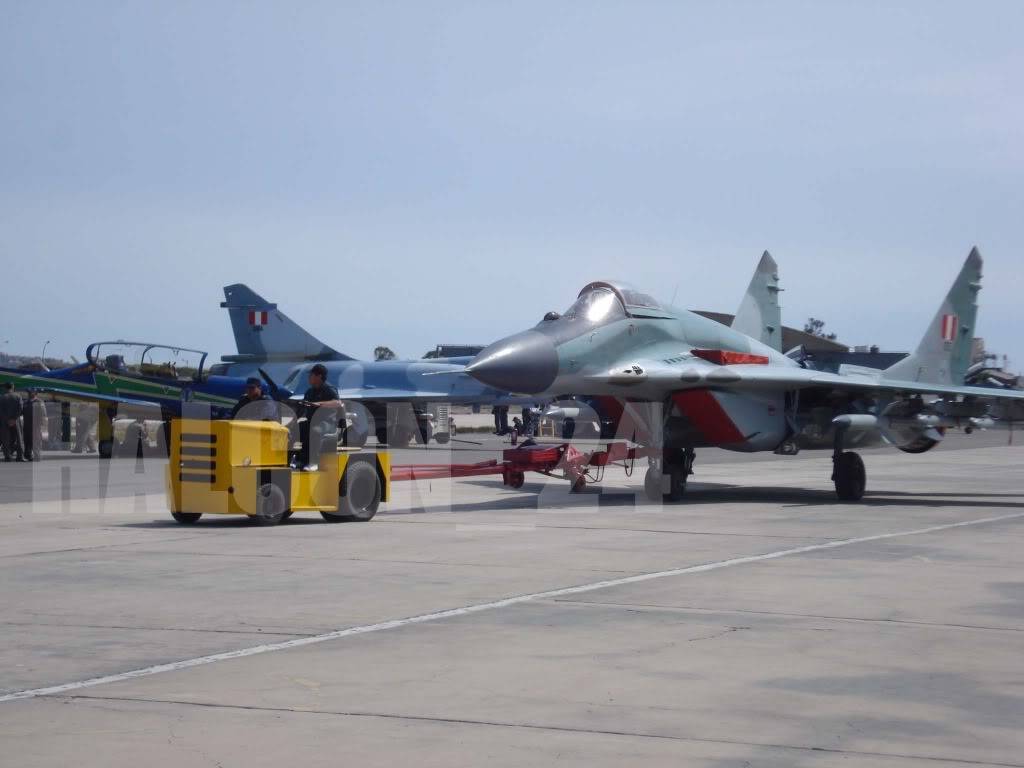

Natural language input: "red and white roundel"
[248,310,268,327]
[940,314,958,343]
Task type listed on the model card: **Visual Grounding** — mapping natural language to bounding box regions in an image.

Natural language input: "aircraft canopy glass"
[620,289,661,311]
[85,342,207,381]
[563,287,626,325]
[572,280,668,318]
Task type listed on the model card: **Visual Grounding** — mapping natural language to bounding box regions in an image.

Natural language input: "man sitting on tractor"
[295,363,346,470]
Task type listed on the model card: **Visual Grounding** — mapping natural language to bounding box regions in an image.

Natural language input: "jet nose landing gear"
[644,448,695,503]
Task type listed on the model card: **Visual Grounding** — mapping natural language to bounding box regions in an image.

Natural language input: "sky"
[2,1,1022,369]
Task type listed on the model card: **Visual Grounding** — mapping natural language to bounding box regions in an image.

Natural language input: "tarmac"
[1,432,1023,766]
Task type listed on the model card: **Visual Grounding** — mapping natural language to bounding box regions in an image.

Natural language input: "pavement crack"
[0,621,306,637]
[549,600,1024,634]
[0,534,206,560]
[686,626,749,642]
[57,695,1024,768]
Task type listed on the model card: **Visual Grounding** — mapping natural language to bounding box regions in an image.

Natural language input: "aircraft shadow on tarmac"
[379,479,1024,516]
[121,516,339,529]
[116,480,1024,528]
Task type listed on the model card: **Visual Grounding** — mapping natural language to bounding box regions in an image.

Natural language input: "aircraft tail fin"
[220,284,352,362]
[731,250,783,351]
[883,247,982,385]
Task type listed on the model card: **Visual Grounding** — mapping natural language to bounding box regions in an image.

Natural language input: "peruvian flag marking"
[940,314,958,343]
[248,310,268,327]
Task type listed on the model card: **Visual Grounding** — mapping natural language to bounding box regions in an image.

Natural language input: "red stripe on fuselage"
[691,349,770,365]
[672,390,745,445]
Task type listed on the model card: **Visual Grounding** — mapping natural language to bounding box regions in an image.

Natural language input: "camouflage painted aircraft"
[0,341,244,457]
[465,247,1024,501]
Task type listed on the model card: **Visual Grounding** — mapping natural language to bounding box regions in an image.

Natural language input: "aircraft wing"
[297,385,535,407]
[24,385,165,410]
[600,360,1024,401]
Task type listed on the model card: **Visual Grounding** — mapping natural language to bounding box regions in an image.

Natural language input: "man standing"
[0,383,26,462]
[230,377,280,421]
[492,405,510,435]
[23,390,45,461]
[71,405,97,454]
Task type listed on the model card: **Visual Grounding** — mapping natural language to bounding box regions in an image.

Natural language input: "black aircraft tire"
[434,432,450,445]
[171,512,202,524]
[834,451,866,501]
[325,462,381,522]
[253,483,288,526]
[664,466,687,503]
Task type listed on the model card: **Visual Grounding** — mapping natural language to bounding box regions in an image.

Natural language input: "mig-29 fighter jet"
[542,250,784,440]
[465,247,1023,501]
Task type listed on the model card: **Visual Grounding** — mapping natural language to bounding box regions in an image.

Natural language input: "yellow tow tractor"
[165,418,390,526]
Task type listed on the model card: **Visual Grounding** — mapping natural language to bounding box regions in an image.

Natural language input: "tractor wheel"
[171,512,202,524]
[323,462,381,522]
[253,482,288,526]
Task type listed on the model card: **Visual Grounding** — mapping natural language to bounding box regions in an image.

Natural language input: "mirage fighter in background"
[215,283,531,446]
[466,248,1024,501]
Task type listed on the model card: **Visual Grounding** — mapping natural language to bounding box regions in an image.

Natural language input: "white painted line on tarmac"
[3,510,1023,704]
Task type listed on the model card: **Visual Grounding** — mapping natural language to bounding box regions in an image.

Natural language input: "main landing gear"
[644,447,695,503]
[832,423,866,501]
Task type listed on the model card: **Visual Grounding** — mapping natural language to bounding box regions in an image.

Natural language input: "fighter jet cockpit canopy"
[571,281,673,320]
[562,287,626,325]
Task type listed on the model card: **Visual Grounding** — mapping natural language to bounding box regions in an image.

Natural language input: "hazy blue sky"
[2,1,1021,367]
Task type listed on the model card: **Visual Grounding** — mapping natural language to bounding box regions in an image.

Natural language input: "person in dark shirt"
[230,377,279,421]
[297,363,344,469]
[22,390,44,461]
[1,383,27,462]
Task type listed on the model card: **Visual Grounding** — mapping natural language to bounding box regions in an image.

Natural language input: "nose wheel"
[644,448,694,503]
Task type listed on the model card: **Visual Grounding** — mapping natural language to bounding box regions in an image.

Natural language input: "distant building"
[694,311,849,353]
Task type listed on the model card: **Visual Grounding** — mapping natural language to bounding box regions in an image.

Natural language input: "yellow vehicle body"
[165,418,390,525]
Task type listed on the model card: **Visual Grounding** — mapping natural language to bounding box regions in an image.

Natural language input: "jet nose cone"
[465,331,559,394]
